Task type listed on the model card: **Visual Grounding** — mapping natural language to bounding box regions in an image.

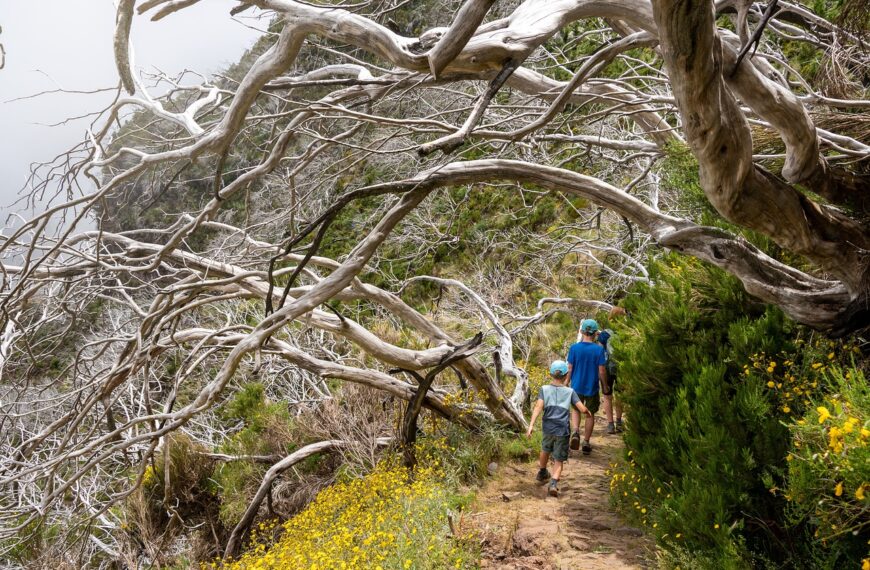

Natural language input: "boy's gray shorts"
[542,434,569,461]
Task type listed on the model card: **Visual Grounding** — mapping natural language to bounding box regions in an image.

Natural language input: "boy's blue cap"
[580,319,599,334]
[549,360,569,377]
[598,330,611,347]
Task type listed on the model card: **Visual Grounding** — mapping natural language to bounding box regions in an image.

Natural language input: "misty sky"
[0,0,264,221]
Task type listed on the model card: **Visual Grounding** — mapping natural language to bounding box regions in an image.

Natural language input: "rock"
[613,526,644,537]
[501,491,522,502]
[583,520,612,531]
[487,461,499,475]
[512,522,559,556]
[513,555,553,569]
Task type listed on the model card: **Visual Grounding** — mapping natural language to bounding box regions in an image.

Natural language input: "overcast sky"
[0,0,264,222]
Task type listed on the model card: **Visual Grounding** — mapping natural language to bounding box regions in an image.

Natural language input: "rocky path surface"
[468,423,653,569]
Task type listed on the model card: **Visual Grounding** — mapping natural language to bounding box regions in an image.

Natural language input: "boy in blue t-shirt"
[526,360,593,497]
[566,319,608,455]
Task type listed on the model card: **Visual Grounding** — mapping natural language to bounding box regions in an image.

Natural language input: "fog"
[0,0,264,225]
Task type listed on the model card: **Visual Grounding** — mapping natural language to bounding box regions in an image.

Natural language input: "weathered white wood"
[651,0,869,300]
[113,0,136,94]
[428,0,497,78]
[356,158,859,332]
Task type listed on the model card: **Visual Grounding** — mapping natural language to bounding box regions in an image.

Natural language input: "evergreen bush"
[610,254,868,568]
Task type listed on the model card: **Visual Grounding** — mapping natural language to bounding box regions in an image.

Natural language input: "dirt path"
[467,423,653,569]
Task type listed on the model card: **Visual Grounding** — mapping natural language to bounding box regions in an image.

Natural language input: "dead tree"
[0,0,868,563]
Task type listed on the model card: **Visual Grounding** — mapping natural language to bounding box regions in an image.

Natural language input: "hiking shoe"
[582,441,592,455]
[606,422,617,435]
[548,480,559,497]
[616,419,624,433]
[569,431,581,451]
[536,468,551,483]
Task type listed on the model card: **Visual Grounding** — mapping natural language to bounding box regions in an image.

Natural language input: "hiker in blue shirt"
[566,319,608,455]
[526,360,592,497]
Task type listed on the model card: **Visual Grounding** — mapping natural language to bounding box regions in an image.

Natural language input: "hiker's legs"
[603,394,614,423]
[570,408,579,435]
[552,459,564,480]
[550,436,568,486]
[612,375,623,424]
[584,413,594,441]
[538,450,551,469]
[580,393,600,443]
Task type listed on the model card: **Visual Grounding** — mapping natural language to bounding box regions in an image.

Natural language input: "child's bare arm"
[574,400,592,418]
[526,399,544,437]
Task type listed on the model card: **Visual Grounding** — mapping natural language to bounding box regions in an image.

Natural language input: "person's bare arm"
[574,400,592,418]
[526,399,544,437]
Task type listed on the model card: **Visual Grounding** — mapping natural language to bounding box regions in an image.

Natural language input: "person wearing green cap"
[566,318,608,455]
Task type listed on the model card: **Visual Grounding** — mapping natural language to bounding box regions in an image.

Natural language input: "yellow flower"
[862,558,869,570]
[782,406,791,413]
[817,406,831,424]
[862,428,870,439]
[767,381,775,388]
[835,482,843,497]
[714,524,720,529]
[827,352,835,360]
[857,485,866,501]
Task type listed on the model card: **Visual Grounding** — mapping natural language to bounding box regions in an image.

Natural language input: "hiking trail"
[466,421,653,569]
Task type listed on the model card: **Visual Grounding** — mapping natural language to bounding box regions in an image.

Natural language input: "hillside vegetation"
[0,0,868,568]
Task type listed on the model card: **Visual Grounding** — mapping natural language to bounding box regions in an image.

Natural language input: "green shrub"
[213,383,296,525]
[610,254,867,568]
[785,366,869,568]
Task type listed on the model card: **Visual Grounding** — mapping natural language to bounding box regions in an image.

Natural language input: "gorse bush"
[786,367,869,567]
[610,254,868,568]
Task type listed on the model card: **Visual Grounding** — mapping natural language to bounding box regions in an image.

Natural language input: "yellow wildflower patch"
[215,455,472,570]
[817,407,831,424]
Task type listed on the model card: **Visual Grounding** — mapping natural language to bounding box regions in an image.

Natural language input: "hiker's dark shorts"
[542,434,569,461]
[579,393,600,415]
[602,374,617,396]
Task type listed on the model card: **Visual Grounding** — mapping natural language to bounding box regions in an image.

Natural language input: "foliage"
[138,434,216,518]
[214,441,479,570]
[609,253,868,568]
[786,367,869,567]
[420,415,538,483]
[213,384,299,526]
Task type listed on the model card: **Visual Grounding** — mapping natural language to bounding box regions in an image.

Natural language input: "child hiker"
[526,360,593,497]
